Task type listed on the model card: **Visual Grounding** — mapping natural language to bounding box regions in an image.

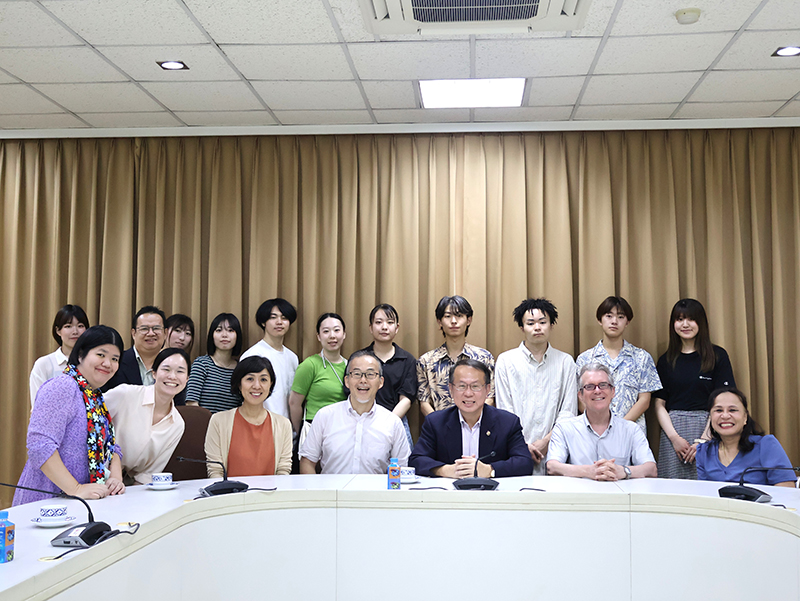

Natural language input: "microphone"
[453,451,498,491]
[0,481,112,548]
[176,457,249,496]
[718,466,800,503]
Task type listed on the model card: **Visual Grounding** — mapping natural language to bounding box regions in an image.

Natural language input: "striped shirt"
[185,355,240,414]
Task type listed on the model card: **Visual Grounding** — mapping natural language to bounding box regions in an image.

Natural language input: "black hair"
[435,295,473,337]
[316,312,346,333]
[448,358,491,386]
[132,305,166,330]
[708,387,764,455]
[512,298,558,327]
[595,296,633,322]
[255,298,297,329]
[231,356,276,400]
[165,314,195,338]
[52,304,90,345]
[369,303,399,324]
[346,350,384,377]
[152,347,191,375]
[68,325,124,366]
[206,313,243,357]
[666,298,716,372]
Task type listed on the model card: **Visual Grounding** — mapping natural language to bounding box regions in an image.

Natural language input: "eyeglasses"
[453,383,487,393]
[135,326,164,334]
[581,382,612,392]
[347,370,380,381]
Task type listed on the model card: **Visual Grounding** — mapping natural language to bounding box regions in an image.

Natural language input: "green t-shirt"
[291,354,347,421]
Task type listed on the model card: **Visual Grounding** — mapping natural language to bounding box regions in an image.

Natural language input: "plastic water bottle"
[0,511,14,563]
[387,458,401,490]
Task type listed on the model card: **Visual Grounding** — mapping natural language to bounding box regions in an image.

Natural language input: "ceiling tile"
[79,112,184,128]
[185,0,339,44]
[475,38,601,78]
[0,2,80,47]
[361,81,417,109]
[715,31,800,71]
[777,101,800,117]
[273,110,373,125]
[349,41,470,80]
[571,0,617,37]
[141,81,263,111]
[676,101,785,119]
[690,70,800,102]
[608,0,764,36]
[252,80,365,110]
[373,108,470,123]
[594,33,732,74]
[34,82,164,112]
[328,0,373,43]
[527,76,585,106]
[222,44,353,80]
[0,70,17,84]
[748,0,800,30]
[97,45,240,81]
[42,0,206,45]
[0,113,87,129]
[0,84,64,113]
[176,111,278,126]
[581,72,701,104]
[0,47,127,83]
[574,103,678,120]
[473,106,573,121]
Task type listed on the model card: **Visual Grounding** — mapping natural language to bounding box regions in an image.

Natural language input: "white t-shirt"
[240,339,299,418]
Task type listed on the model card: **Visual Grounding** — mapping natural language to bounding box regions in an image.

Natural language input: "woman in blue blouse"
[697,388,795,487]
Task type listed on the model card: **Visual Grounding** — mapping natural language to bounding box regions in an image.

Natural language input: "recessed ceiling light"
[773,46,800,57]
[157,60,189,70]
[420,78,525,109]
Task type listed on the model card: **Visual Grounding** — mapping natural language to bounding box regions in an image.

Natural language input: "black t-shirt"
[653,345,735,412]
[356,343,417,412]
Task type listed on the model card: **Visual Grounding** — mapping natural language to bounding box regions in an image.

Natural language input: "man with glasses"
[546,363,656,480]
[410,359,533,479]
[103,306,167,391]
[299,350,410,474]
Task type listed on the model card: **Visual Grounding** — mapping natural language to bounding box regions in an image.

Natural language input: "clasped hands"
[669,435,698,464]
[435,455,491,479]
[587,458,624,481]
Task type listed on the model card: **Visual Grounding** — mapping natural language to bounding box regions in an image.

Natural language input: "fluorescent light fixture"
[420,78,525,109]
[773,46,800,57]
[157,60,189,70]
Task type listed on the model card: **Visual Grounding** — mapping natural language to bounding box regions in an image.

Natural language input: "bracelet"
[693,438,708,445]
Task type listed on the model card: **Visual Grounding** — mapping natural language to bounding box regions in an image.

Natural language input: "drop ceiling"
[0,0,799,135]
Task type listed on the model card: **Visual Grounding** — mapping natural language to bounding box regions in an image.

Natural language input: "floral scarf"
[64,364,115,483]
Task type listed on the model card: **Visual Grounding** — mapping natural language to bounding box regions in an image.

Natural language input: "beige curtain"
[2,130,799,506]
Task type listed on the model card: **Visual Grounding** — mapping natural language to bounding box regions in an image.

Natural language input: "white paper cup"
[40,504,68,522]
[400,467,416,483]
[151,473,173,486]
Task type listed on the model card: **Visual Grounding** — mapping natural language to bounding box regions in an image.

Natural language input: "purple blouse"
[13,375,121,506]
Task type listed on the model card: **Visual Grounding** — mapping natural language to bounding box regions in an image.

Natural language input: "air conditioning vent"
[360,0,591,34]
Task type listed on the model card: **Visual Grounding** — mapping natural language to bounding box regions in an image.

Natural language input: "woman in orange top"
[204,356,292,477]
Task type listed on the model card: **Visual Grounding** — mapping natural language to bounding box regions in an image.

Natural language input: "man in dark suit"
[103,306,166,392]
[410,358,533,478]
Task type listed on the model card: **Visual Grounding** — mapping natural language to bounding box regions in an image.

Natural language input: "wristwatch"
[490,469,496,478]
[623,466,631,480]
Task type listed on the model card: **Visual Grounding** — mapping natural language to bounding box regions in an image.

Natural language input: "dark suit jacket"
[409,404,533,477]
[102,347,142,392]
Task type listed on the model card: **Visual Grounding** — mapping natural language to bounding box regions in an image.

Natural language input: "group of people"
[13,293,796,506]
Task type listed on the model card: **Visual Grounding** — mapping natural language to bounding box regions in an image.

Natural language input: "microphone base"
[51,521,112,548]
[453,477,499,491]
[202,480,249,496]
[718,484,772,503]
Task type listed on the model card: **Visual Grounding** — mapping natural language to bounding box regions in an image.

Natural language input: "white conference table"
[2,475,799,601]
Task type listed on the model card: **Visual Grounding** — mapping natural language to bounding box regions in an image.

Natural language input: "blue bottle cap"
[0,511,7,519]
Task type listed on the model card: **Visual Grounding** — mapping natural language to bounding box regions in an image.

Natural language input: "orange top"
[227,410,275,477]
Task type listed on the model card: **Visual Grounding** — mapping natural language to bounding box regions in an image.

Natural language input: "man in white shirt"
[546,363,657,480]
[240,298,299,419]
[495,298,577,474]
[299,351,410,475]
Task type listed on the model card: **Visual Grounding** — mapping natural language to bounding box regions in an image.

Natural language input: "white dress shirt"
[299,398,410,474]
[29,348,68,409]
[459,410,483,458]
[240,339,299,418]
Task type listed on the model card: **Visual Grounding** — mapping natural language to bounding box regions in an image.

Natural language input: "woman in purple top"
[14,325,127,506]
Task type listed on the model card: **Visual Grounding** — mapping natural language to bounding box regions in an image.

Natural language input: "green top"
[291,353,347,421]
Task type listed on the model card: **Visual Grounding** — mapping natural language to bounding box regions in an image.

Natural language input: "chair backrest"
[164,405,213,481]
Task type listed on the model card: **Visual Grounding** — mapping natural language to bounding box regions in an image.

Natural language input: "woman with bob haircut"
[29,304,90,408]
[204,356,293,477]
[15,325,126,505]
[653,299,735,479]
[697,388,795,487]
[104,347,189,485]
[185,313,244,413]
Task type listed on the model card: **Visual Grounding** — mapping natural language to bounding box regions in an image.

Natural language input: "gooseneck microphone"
[453,451,498,491]
[176,457,249,496]
[718,466,800,503]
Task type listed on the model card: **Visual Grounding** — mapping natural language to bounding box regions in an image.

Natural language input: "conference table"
[2,475,799,601]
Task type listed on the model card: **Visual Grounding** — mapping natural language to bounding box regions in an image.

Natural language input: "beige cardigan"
[204,408,293,477]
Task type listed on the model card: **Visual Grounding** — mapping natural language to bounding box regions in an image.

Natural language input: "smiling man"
[546,363,657,481]
[410,359,533,479]
[299,351,410,475]
[103,305,167,391]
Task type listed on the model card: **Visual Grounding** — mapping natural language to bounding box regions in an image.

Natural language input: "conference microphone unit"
[176,457,249,496]
[718,466,800,503]
[453,451,499,490]
[0,481,111,548]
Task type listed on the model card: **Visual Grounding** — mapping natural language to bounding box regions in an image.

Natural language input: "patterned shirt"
[417,342,494,411]
[575,340,661,432]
